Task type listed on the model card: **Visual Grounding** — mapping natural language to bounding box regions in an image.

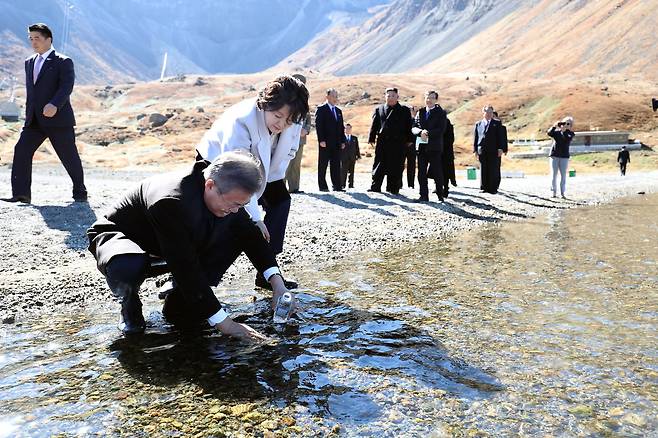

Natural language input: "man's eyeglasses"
[216,188,250,209]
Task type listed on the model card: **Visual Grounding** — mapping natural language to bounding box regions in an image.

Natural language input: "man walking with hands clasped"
[315,88,345,192]
[3,23,87,204]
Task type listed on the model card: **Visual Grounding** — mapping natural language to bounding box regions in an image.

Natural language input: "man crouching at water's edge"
[87,151,294,341]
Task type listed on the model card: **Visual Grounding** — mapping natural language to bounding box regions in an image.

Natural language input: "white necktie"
[33,55,44,84]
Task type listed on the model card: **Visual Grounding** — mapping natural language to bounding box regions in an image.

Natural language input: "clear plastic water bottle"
[273,292,293,324]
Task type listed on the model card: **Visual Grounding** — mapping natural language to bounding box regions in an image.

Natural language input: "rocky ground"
[1,163,657,324]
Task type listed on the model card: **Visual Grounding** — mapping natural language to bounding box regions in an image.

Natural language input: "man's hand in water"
[216,317,268,342]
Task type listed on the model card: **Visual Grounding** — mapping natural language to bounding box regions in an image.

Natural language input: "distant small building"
[510,130,640,158]
[570,130,633,153]
[0,101,20,122]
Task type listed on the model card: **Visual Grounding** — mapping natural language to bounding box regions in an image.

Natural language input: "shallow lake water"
[1,193,656,437]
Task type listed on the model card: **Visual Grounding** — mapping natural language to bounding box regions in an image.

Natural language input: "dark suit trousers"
[101,230,245,326]
[478,152,501,194]
[11,119,86,199]
[417,147,443,199]
[371,141,404,193]
[341,156,356,188]
[402,146,416,188]
[318,145,341,191]
[620,162,627,175]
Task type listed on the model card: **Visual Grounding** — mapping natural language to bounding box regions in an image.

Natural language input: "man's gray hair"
[203,150,263,195]
[326,87,338,96]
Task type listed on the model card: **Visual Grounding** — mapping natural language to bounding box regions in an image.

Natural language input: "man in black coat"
[87,152,291,340]
[473,105,507,194]
[617,146,630,176]
[412,90,447,202]
[3,23,86,204]
[315,88,345,192]
[340,123,361,189]
[368,87,413,194]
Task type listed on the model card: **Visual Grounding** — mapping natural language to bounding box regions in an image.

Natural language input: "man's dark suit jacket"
[315,103,345,148]
[473,119,507,156]
[617,149,630,164]
[413,105,447,152]
[342,135,361,160]
[25,50,76,127]
[368,103,413,146]
[87,161,277,319]
[443,118,457,185]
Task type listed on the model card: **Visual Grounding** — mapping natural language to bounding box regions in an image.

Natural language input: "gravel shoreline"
[1,163,657,323]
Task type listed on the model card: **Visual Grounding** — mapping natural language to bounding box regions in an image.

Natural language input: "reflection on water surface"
[1,193,656,436]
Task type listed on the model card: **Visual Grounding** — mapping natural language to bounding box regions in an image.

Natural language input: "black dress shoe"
[290,190,305,194]
[367,188,381,193]
[319,188,329,192]
[255,273,298,290]
[414,197,429,203]
[73,194,88,202]
[1,195,31,204]
[119,319,146,335]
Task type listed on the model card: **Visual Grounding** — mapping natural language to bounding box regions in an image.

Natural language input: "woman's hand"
[255,220,270,242]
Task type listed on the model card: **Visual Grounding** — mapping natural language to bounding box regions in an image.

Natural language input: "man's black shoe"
[367,188,381,193]
[1,195,31,204]
[255,273,298,290]
[319,188,329,192]
[73,194,88,202]
[414,197,429,203]
[119,320,146,335]
[290,190,305,194]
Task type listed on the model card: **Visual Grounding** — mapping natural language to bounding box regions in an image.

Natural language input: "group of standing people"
[287,86,457,202]
[365,87,457,202]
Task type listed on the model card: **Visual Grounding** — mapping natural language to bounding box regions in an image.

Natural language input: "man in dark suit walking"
[315,88,345,192]
[2,23,87,204]
[473,105,506,194]
[412,90,447,202]
[87,152,292,339]
[368,87,413,194]
[617,146,630,176]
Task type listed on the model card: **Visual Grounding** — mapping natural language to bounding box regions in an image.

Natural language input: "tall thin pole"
[160,52,168,81]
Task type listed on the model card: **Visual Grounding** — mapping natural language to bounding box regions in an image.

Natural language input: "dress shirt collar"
[37,47,54,60]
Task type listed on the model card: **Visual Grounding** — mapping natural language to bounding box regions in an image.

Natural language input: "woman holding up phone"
[548,116,575,198]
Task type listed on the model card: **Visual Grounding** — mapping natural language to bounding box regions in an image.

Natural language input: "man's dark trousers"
[12,117,86,199]
[318,146,341,191]
[417,146,443,200]
[102,231,244,327]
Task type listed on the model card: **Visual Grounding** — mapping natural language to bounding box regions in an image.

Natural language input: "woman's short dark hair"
[256,75,309,124]
[28,23,53,41]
